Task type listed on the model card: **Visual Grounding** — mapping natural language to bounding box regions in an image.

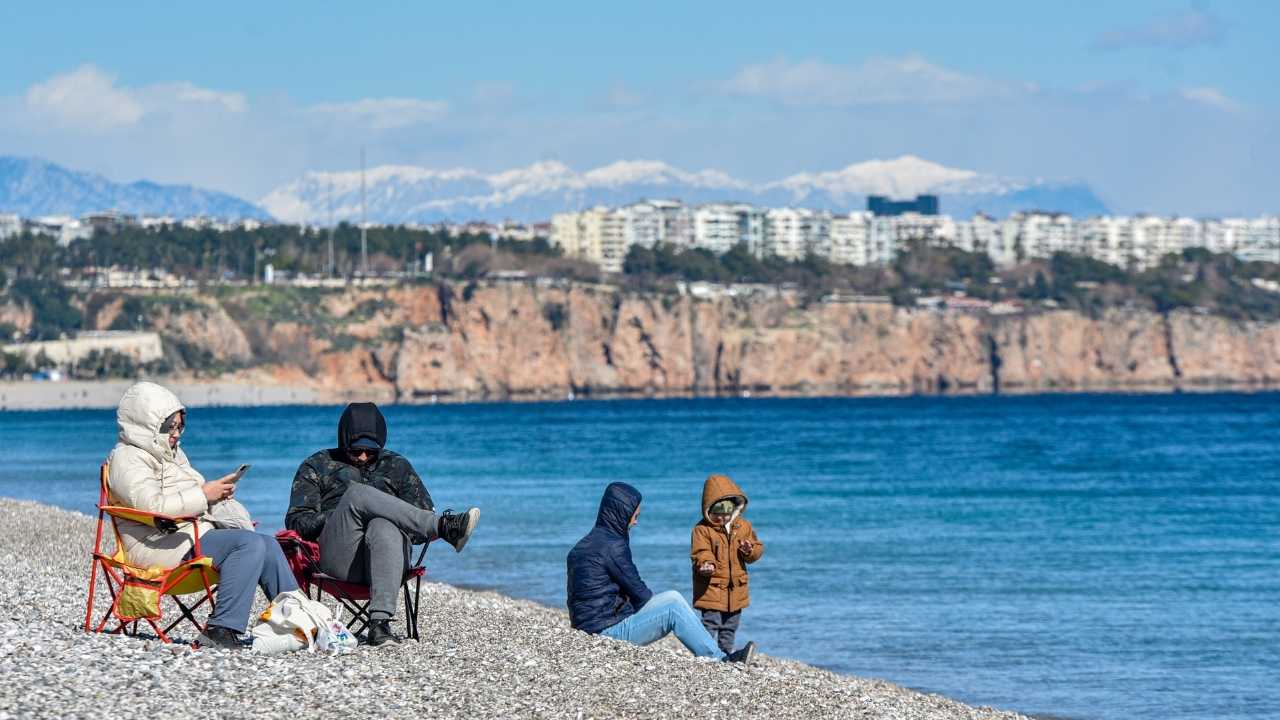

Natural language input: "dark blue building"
[867,194,939,216]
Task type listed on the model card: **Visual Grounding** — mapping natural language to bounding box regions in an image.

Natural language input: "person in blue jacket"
[566,481,757,664]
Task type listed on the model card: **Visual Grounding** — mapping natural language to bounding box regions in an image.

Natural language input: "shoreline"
[1,376,1276,411]
[0,496,1032,719]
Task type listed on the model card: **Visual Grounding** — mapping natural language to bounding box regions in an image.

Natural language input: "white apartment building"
[1078,216,1127,267]
[617,200,695,250]
[619,202,663,250]
[550,212,585,258]
[551,207,616,270]
[830,212,872,266]
[693,203,763,256]
[693,205,739,255]
[29,216,93,246]
[954,213,999,258]
[866,216,898,266]
[764,208,821,261]
[652,200,695,248]
[596,208,628,273]
[1235,216,1280,263]
[0,214,20,240]
[1017,212,1077,261]
[548,202,1280,273]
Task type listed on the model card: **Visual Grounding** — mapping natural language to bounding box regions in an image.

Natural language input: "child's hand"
[697,561,715,576]
[737,539,754,555]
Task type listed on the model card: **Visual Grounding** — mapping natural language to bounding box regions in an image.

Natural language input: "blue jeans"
[199,529,298,633]
[600,590,723,658]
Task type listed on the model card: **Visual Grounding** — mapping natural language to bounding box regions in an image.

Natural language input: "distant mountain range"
[0,154,1109,224]
[261,155,1110,224]
[0,156,269,219]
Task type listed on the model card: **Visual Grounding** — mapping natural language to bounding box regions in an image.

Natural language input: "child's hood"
[701,473,748,523]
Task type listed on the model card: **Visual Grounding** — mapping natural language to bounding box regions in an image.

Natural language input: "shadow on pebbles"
[0,498,1028,720]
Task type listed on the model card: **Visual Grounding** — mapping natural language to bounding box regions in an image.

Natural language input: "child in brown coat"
[690,473,765,654]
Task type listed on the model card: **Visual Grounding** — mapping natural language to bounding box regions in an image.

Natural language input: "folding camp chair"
[275,530,427,641]
[84,462,219,644]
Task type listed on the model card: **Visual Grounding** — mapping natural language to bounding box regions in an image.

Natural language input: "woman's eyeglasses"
[159,413,186,434]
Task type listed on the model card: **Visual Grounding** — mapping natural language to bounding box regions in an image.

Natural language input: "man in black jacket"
[566,482,755,664]
[286,402,479,646]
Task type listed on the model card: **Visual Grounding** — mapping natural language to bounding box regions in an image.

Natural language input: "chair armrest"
[100,505,200,529]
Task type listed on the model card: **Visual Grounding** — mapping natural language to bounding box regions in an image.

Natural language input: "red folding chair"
[84,462,219,644]
[275,530,427,641]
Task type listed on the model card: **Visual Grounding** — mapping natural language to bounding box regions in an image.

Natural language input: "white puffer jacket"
[107,382,214,570]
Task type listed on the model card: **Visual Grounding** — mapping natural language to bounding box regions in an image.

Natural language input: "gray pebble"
[0,498,1030,720]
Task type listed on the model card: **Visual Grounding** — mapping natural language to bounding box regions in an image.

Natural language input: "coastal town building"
[829,212,872,266]
[693,203,763,256]
[0,213,20,240]
[549,200,1280,272]
[868,194,939,217]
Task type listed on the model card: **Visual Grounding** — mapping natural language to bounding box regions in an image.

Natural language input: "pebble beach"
[0,498,1030,720]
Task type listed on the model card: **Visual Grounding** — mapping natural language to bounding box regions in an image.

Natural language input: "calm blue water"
[2,393,1277,719]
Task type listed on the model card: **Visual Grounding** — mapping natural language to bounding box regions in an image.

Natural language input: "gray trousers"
[200,529,298,633]
[318,483,439,620]
[700,609,742,655]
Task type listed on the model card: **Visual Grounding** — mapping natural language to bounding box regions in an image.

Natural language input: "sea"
[2,392,1276,720]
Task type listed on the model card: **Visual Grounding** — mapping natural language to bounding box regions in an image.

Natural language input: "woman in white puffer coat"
[108,381,297,649]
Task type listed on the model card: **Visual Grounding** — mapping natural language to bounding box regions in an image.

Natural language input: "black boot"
[365,619,401,647]
[724,641,757,666]
[196,625,245,650]
[437,508,480,552]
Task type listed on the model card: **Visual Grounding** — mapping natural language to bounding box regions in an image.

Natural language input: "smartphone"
[229,463,251,483]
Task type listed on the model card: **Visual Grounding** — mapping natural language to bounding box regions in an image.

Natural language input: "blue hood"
[595,482,641,535]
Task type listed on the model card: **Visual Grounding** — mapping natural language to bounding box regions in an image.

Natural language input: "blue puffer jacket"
[566,482,654,634]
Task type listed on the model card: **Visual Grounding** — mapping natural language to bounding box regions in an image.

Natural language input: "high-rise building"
[692,203,762,255]
[829,212,872,265]
[867,194,939,217]
[765,208,828,261]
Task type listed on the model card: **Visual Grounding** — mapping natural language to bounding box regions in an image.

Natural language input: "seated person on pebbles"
[285,402,480,646]
[566,481,757,664]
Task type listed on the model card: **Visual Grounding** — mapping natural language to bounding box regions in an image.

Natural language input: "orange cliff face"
[49,282,1280,400]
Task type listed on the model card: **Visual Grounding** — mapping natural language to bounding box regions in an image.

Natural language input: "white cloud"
[723,55,1019,107]
[22,65,247,133]
[163,82,247,113]
[308,97,449,130]
[1095,10,1224,50]
[1179,86,1242,112]
[25,65,144,131]
[605,83,643,110]
[472,82,515,107]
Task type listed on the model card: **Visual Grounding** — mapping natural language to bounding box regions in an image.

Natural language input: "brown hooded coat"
[690,474,764,612]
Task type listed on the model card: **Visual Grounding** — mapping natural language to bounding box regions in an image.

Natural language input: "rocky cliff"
[64,281,1280,400]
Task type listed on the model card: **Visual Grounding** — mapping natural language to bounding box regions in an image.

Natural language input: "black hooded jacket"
[285,403,434,542]
[566,482,654,634]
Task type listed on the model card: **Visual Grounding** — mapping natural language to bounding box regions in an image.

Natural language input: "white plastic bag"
[251,590,357,655]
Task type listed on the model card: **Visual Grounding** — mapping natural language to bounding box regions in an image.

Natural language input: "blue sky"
[0,1,1275,215]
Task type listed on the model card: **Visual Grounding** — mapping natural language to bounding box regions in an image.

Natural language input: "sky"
[0,0,1276,215]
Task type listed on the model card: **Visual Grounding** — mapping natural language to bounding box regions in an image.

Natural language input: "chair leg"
[145,617,171,644]
[84,559,101,632]
[405,577,422,641]
[165,595,211,638]
[401,581,413,640]
[93,572,124,634]
[344,601,372,636]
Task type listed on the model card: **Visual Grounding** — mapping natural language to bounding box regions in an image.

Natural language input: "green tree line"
[0,223,559,282]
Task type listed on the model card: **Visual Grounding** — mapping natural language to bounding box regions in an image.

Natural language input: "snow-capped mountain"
[0,156,268,219]
[261,155,1108,224]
